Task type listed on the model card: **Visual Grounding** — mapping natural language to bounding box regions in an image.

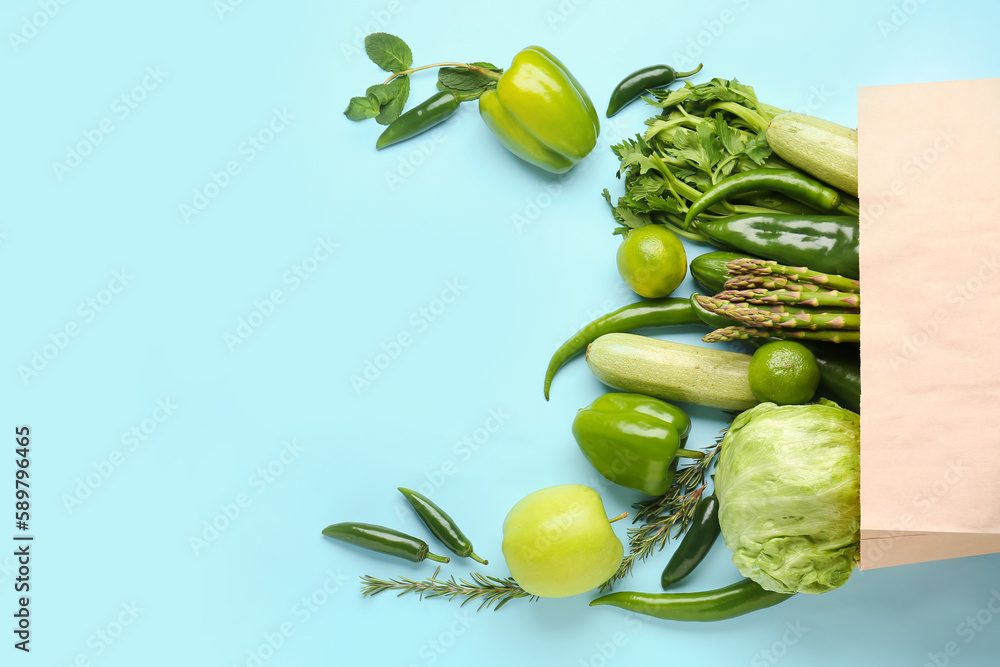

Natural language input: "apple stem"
[608,512,629,524]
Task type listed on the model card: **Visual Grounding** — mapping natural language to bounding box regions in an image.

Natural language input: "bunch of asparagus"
[697,258,860,344]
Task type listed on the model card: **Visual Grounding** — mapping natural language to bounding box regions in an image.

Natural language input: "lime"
[748,341,820,405]
[616,225,687,298]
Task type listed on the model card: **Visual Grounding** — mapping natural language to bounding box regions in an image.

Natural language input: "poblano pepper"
[572,393,693,496]
[478,46,599,174]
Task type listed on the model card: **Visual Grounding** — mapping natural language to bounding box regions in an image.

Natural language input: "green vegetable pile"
[331,53,872,623]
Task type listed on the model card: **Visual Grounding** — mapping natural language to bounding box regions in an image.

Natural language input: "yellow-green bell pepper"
[478,46,599,174]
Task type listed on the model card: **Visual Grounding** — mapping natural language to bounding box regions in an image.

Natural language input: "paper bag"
[858,77,1000,569]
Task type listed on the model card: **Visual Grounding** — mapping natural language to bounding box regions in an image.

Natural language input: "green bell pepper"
[572,393,691,496]
[478,46,599,174]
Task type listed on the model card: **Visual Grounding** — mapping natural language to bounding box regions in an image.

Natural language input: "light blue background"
[4,1,999,665]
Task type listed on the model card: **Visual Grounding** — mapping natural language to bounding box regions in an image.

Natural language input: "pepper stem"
[676,448,705,459]
[608,512,629,524]
[384,62,502,85]
[426,551,451,563]
[674,63,704,79]
[470,552,489,565]
[837,201,859,216]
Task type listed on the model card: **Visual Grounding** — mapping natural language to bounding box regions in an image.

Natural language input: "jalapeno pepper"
[376,91,461,150]
[572,393,693,496]
[398,487,487,564]
[544,298,700,399]
[683,169,854,228]
[695,214,859,280]
[478,46,599,173]
[689,293,738,330]
[321,522,450,563]
[590,578,794,621]
[807,342,860,411]
[660,493,721,588]
[605,63,703,117]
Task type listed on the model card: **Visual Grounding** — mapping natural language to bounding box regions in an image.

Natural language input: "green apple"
[501,484,624,598]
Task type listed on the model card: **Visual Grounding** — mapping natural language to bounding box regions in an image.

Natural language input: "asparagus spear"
[695,296,860,330]
[725,258,860,293]
[716,288,860,309]
[703,326,861,344]
[723,274,819,292]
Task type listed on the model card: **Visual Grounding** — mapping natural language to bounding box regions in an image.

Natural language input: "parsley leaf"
[364,33,412,73]
[743,133,772,164]
[714,114,744,156]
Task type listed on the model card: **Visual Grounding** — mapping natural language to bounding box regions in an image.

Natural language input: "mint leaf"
[437,63,502,99]
[438,67,493,92]
[366,84,393,106]
[376,76,410,125]
[344,96,380,121]
[364,33,412,73]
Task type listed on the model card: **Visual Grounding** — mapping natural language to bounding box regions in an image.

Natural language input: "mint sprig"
[344,33,501,128]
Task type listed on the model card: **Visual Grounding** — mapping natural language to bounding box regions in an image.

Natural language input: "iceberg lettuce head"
[715,399,861,594]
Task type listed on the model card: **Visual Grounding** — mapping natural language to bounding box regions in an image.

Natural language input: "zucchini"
[765,112,858,196]
[586,333,759,411]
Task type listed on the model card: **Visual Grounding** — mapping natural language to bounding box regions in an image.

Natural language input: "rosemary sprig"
[360,567,539,611]
[599,428,726,592]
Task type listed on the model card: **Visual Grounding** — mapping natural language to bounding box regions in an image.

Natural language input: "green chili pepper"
[683,169,854,228]
[544,298,700,399]
[398,488,488,564]
[590,578,794,621]
[321,522,450,563]
[376,91,461,150]
[605,63,703,117]
[660,493,720,588]
[695,214,859,280]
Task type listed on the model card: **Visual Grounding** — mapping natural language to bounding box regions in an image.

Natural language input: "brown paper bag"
[858,77,1000,569]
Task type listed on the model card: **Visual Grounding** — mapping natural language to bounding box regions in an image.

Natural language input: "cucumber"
[690,251,755,294]
[765,113,858,196]
[586,333,759,411]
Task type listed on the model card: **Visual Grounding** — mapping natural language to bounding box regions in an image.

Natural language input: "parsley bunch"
[604,77,829,243]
